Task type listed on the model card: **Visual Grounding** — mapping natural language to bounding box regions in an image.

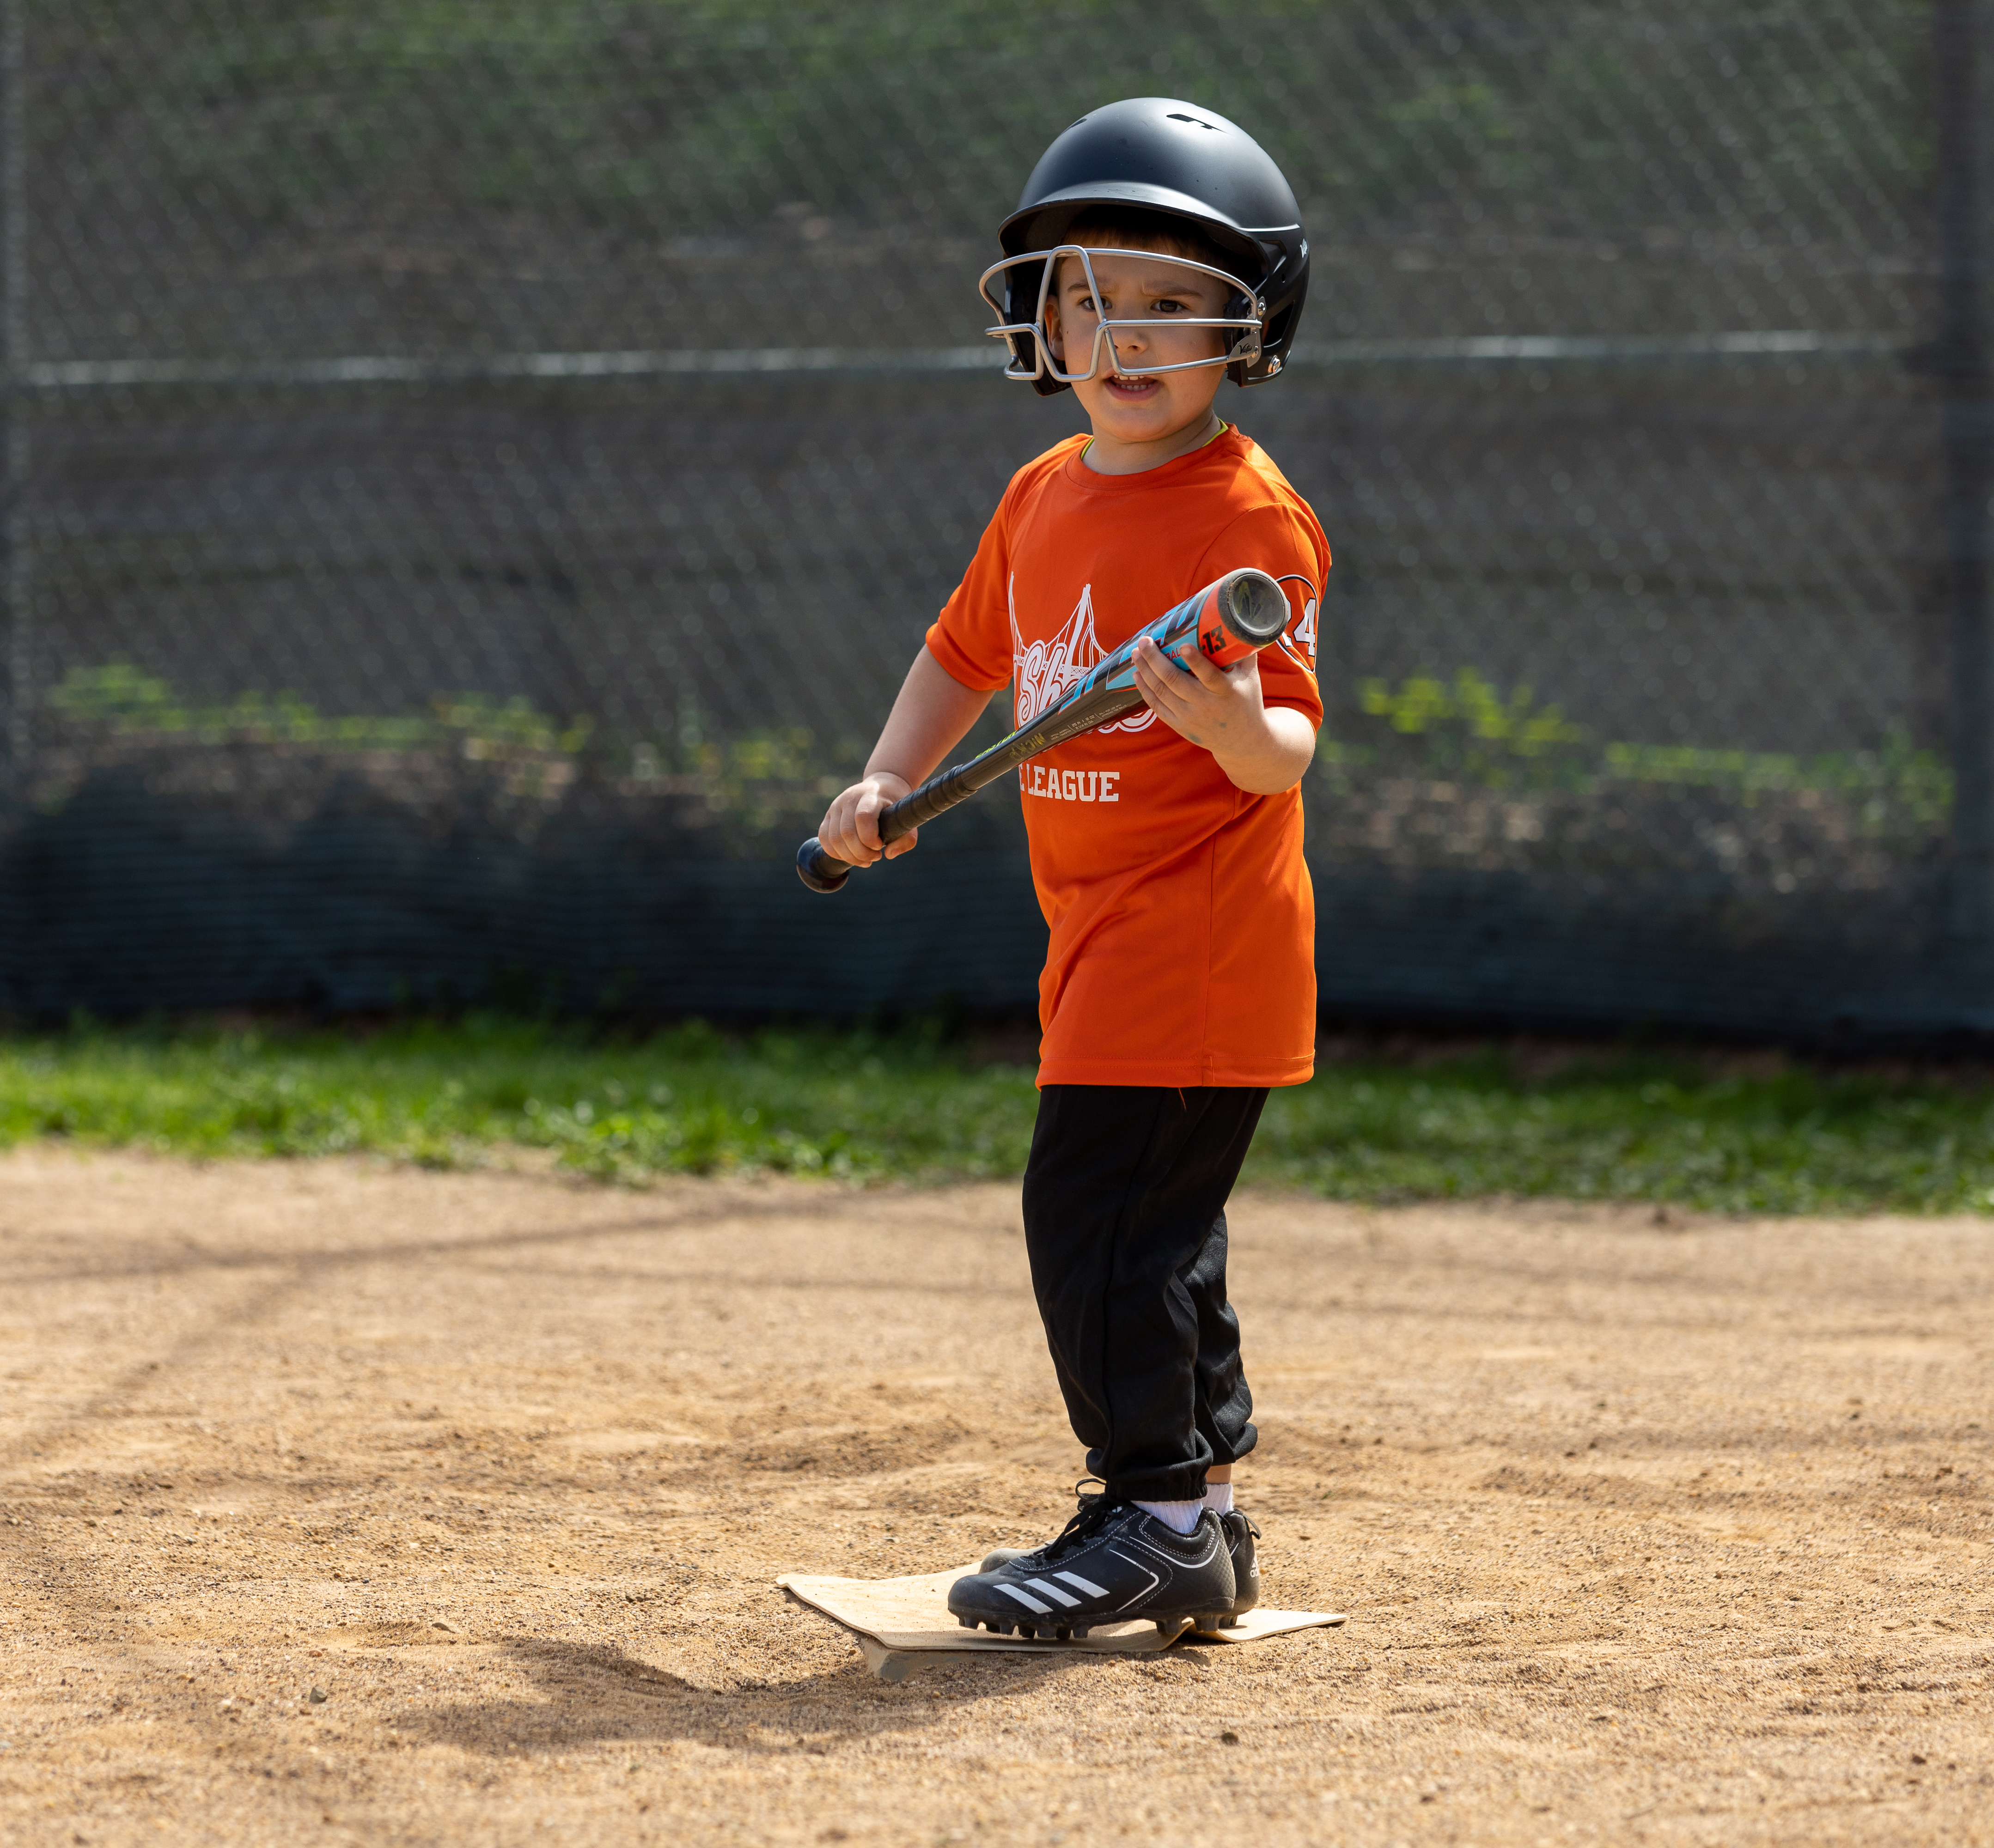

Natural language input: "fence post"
[1940,1,1994,953]
[0,0,24,805]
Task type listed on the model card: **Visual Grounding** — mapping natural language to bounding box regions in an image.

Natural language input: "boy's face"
[1043,243,1233,447]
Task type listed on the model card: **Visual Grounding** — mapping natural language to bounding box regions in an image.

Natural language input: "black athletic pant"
[1022,1084,1266,1505]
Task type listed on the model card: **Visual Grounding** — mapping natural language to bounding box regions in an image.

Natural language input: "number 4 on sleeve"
[1276,574,1318,669]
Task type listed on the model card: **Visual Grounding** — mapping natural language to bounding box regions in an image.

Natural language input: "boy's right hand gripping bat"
[795,567,1291,893]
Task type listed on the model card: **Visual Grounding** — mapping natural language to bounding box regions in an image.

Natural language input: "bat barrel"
[1213,567,1291,647]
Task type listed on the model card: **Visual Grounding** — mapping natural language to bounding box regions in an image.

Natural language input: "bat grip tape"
[794,763,989,892]
[793,685,1143,893]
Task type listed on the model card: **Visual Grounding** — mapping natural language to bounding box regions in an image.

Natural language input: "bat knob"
[795,836,854,894]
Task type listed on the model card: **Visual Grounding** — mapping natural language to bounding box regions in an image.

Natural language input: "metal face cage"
[978,244,1265,385]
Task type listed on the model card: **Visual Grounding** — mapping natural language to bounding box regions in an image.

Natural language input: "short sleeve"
[1193,500,1328,726]
[925,499,1018,693]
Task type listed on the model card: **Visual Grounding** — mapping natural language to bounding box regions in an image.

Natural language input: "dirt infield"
[0,1149,1988,1847]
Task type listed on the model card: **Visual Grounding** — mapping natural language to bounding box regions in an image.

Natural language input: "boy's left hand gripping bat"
[796,567,1290,893]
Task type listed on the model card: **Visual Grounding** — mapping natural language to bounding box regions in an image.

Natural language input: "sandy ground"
[0,1149,1989,1848]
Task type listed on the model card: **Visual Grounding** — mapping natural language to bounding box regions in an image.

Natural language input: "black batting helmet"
[989,97,1309,395]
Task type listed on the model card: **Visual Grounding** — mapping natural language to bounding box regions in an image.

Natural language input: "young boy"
[815,97,1327,1637]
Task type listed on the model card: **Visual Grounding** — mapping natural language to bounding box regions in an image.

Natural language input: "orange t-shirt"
[926,426,1329,1089]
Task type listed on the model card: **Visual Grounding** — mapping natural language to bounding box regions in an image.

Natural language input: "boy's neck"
[1080,409,1227,477]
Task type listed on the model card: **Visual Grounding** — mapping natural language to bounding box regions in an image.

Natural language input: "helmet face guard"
[979,244,1264,387]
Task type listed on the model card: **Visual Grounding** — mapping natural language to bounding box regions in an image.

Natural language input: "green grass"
[0,1019,1038,1185]
[1,1019,1992,1214]
[1255,1060,1994,1216]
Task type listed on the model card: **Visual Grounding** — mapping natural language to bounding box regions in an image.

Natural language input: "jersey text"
[1022,765,1120,803]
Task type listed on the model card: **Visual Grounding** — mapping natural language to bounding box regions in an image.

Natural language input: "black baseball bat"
[795,566,1289,893]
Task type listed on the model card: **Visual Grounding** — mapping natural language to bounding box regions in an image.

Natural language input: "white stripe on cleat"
[1024,1579,1080,1607]
[996,1585,1053,1614]
[1054,1571,1110,1598]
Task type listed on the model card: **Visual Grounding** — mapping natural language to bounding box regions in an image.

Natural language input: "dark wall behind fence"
[1,1,1990,1038]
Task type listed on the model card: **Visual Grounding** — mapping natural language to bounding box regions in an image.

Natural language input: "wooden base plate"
[778,1563,1346,1682]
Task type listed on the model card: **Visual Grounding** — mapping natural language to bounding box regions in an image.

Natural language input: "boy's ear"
[1041,302,1065,366]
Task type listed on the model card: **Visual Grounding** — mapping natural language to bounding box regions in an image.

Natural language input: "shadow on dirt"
[405,1635,1106,1756]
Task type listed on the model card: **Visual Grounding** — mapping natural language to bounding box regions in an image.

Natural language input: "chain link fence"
[1,1,1988,1035]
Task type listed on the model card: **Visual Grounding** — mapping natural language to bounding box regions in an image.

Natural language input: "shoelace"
[1018,1478,1122,1567]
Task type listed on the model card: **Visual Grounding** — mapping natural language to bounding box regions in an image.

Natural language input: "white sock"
[1134,1498,1204,1535]
[1203,1480,1235,1516]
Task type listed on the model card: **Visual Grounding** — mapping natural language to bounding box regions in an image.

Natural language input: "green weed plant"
[54,657,1955,833]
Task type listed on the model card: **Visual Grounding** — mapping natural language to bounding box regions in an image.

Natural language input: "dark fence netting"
[1,1,1990,1036]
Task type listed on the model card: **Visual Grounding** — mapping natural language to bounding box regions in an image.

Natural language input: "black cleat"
[985,1504,1262,1623]
[948,1489,1235,1637]
[1210,1508,1261,1625]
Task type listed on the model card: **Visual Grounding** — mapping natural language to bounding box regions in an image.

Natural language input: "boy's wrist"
[1201,700,1275,765]
[1207,705,1315,793]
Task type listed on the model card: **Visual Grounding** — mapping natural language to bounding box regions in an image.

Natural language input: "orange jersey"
[926,427,1328,1088]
